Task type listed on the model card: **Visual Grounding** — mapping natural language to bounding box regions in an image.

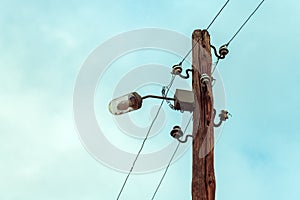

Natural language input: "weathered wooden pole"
[192,29,216,200]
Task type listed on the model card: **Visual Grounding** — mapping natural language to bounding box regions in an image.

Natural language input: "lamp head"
[109,92,142,115]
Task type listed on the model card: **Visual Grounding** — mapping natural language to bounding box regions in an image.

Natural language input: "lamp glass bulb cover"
[108,92,142,115]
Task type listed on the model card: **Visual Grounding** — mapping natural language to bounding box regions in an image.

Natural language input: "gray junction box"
[173,89,194,112]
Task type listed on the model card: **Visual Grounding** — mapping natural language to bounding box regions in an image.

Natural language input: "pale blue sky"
[1,0,300,200]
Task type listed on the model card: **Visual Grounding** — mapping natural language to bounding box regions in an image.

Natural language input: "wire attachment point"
[213,109,231,127]
[219,44,229,57]
[172,64,193,79]
[172,64,183,75]
[211,44,229,59]
[170,126,183,139]
[200,73,211,84]
[170,126,194,143]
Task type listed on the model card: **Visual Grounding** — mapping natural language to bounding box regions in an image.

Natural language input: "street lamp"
[108,89,195,115]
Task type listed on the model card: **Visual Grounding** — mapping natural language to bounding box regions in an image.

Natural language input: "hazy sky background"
[1,0,300,199]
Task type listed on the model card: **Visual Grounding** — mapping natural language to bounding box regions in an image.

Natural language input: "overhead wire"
[211,0,265,76]
[151,114,193,200]
[226,0,265,46]
[178,0,230,66]
[207,0,230,30]
[178,45,194,66]
[211,59,220,75]
[116,75,176,200]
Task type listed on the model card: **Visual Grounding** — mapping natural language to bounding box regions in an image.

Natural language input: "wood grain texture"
[192,29,215,200]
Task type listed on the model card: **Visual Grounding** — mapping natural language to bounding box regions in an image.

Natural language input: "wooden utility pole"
[192,29,216,200]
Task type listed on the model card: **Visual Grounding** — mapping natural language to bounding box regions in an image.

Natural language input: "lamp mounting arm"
[141,95,175,101]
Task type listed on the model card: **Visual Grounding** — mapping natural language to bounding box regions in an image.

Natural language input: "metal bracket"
[213,109,231,127]
[172,64,193,79]
[161,86,176,110]
[170,126,194,143]
[211,44,229,59]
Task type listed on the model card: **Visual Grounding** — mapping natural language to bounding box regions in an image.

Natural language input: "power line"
[178,45,194,66]
[116,75,176,200]
[207,0,230,30]
[178,0,230,66]
[226,0,265,46]
[151,115,193,200]
[210,0,265,76]
[211,59,220,75]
